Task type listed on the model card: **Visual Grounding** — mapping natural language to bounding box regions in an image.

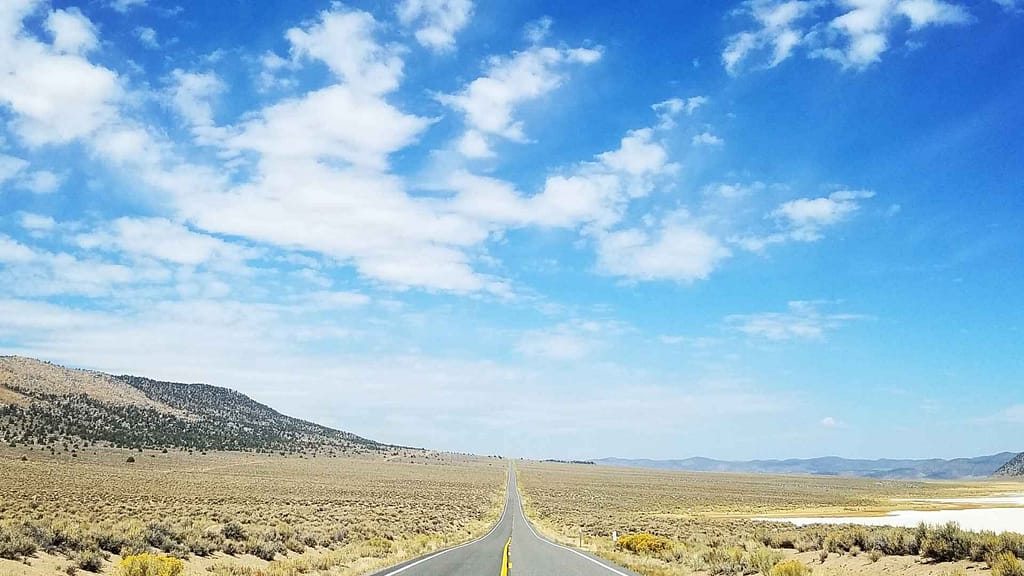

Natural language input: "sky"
[0,0,1021,461]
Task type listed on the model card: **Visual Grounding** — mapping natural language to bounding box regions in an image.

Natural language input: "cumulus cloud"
[0,1,875,301]
[286,6,405,95]
[19,212,56,233]
[724,0,814,74]
[446,115,679,231]
[730,188,875,251]
[652,96,707,128]
[439,41,601,157]
[597,213,732,283]
[704,181,767,199]
[397,0,473,53]
[724,0,972,73]
[0,154,29,185]
[692,131,725,146]
[772,189,875,240]
[0,235,37,264]
[727,301,863,341]
[0,1,122,145]
[169,69,225,143]
[135,26,158,48]
[45,8,99,54]
[20,170,62,194]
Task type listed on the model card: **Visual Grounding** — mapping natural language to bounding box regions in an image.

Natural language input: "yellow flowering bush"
[117,553,185,576]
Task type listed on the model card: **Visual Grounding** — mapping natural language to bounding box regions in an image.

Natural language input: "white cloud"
[598,128,674,176]
[6,2,497,294]
[523,17,553,44]
[20,170,62,194]
[305,290,371,309]
[516,319,622,361]
[439,42,602,155]
[45,8,98,54]
[652,96,707,128]
[0,240,164,298]
[704,181,767,199]
[517,329,594,361]
[0,154,29,184]
[108,0,147,13]
[75,217,249,267]
[724,0,972,72]
[169,69,224,132]
[597,214,732,283]
[286,6,404,95]
[819,0,970,68]
[724,0,815,74]
[992,0,1022,12]
[397,0,473,53]
[0,235,37,263]
[19,212,55,232]
[135,26,158,49]
[820,416,842,427]
[456,129,494,158]
[0,1,867,299]
[0,299,106,332]
[727,187,874,252]
[229,86,430,171]
[772,189,874,241]
[898,0,970,29]
[692,131,725,146]
[256,51,297,92]
[0,2,122,145]
[727,301,863,341]
[446,117,678,231]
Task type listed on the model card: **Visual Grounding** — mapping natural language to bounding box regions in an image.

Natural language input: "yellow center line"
[500,536,512,576]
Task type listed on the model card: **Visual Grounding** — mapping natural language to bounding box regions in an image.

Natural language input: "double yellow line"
[500,536,511,576]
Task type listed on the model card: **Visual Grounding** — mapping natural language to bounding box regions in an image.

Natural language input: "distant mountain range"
[0,356,385,455]
[596,453,1021,480]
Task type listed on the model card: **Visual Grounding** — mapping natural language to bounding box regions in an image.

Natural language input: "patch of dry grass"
[516,461,1024,576]
[0,446,505,575]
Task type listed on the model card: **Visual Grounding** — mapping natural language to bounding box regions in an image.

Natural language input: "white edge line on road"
[376,467,513,576]
[515,477,632,576]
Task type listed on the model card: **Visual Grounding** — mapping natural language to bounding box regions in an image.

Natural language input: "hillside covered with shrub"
[0,356,383,455]
[994,453,1024,477]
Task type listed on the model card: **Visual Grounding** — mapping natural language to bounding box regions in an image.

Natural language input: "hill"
[0,356,384,455]
[597,452,1018,480]
[993,452,1024,477]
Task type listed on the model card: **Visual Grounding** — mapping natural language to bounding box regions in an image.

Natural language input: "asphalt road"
[372,465,642,576]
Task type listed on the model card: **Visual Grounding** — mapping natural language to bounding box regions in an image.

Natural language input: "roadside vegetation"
[517,461,1024,576]
[0,447,505,575]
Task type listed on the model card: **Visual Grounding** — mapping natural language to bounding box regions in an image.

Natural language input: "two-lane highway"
[373,465,641,576]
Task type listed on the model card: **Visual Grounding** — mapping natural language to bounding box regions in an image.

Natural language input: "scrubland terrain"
[517,461,1024,576]
[0,446,506,576]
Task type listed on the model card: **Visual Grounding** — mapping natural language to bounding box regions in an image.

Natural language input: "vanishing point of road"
[373,465,642,576]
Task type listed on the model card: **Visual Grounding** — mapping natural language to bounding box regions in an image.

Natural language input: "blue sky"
[0,0,1021,460]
